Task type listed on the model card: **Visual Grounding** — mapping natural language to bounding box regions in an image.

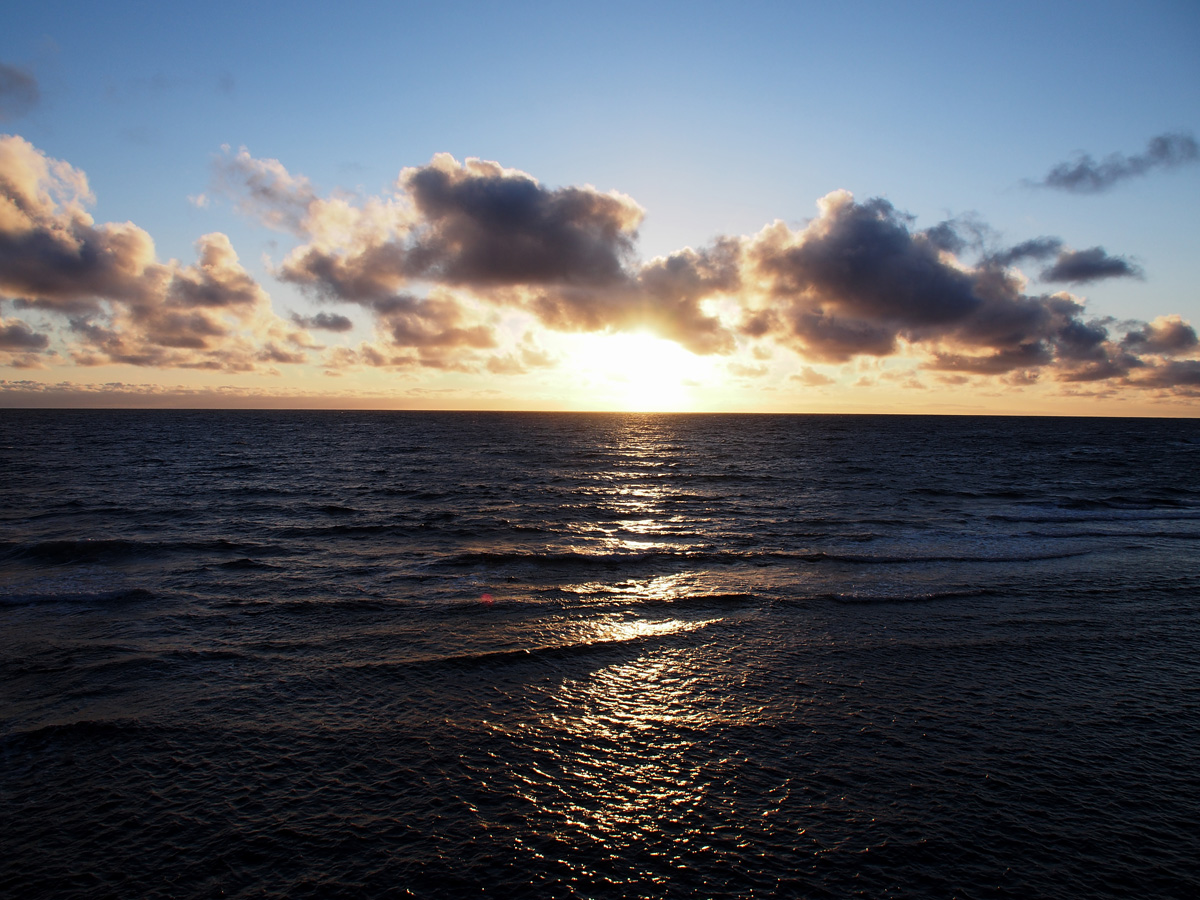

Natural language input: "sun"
[560,332,715,412]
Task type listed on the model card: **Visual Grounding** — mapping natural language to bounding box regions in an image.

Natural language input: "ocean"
[2,410,1198,898]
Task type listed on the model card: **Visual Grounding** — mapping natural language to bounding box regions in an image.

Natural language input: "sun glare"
[562,332,714,411]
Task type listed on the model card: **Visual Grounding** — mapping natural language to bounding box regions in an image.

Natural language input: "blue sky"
[2,0,1199,412]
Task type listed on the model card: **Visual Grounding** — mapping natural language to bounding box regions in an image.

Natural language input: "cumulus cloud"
[1121,315,1198,355]
[18,137,1185,395]
[530,240,739,354]
[738,190,1190,386]
[1039,247,1142,283]
[275,153,643,298]
[291,310,354,332]
[0,135,308,371]
[0,64,39,121]
[245,150,732,356]
[1034,132,1199,194]
[0,316,49,350]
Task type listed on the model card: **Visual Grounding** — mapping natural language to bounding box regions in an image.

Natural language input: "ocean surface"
[2,410,1199,899]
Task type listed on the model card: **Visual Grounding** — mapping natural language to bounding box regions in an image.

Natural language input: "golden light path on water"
[493,617,761,881]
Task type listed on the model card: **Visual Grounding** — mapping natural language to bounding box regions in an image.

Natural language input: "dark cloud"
[272,152,736,356]
[292,311,354,332]
[1121,315,1199,355]
[921,220,967,254]
[1134,359,1200,389]
[926,343,1054,375]
[0,64,39,121]
[403,156,642,287]
[745,192,995,361]
[0,317,49,350]
[1034,132,1199,194]
[1,136,163,313]
[1040,247,1142,283]
[741,191,1182,381]
[278,154,643,302]
[370,293,496,352]
[986,237,1062,268]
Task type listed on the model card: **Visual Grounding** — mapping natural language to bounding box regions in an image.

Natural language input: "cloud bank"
[3,135,1198,399]
[0,135,311,371]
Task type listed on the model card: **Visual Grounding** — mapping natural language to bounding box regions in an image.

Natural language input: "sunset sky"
[2,0,1198,414]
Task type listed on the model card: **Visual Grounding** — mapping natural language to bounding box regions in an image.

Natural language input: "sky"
[1,0,1199,414]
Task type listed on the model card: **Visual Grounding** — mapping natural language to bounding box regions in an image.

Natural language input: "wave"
[430,546,1092,571]
[371,616,718,671]
[0,584,156,607]
[819,586,999,605]
[0,537,278,565]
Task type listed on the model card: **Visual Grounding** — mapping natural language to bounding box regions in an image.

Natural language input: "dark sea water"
[2,410,1199,899]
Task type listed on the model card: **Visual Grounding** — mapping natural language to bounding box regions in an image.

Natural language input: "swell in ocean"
[2,410,1199,898]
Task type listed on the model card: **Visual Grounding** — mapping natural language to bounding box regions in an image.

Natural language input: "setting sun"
[560,332,715,412]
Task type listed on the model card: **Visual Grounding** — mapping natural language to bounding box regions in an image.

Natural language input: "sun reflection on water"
[494,613,765,882]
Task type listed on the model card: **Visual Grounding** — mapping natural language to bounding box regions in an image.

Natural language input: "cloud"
[791,366,835,386]
[0,135,307,371]
[213,145,319,233]
[1131,359,1200,390]
[251,150,731,356]
[91,142,1200,396]
[291,310,354,332]
[1039,247,1142,283]
[401,154,643,287]
[0,316,49,350]
[275,152,643,296]
[1033,132,1200,194]
[745,192,983,362]
[986,237,1062,267]
[1121,314,1199,355]
[530,240,739,354]
[0,64,39,121]
[740,190,1181,384]
[485,333,557,375]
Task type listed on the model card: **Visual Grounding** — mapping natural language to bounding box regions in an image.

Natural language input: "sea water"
[2,411,1198,898]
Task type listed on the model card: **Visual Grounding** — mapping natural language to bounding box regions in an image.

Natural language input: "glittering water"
[2,410,1199,898]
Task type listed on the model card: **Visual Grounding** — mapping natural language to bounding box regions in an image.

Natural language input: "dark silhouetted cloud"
[1034,132,1199,193]
[276,153,643,301]
[0,64,39,121]
[741,190,1169,382]
[0,316,49,350]
[1040,247,1142,283]
[1121,315,1199,355]
[986,237,1062,268]
[1133,359,1200,389]
[292,311,354,332]
[402,155,642,287]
